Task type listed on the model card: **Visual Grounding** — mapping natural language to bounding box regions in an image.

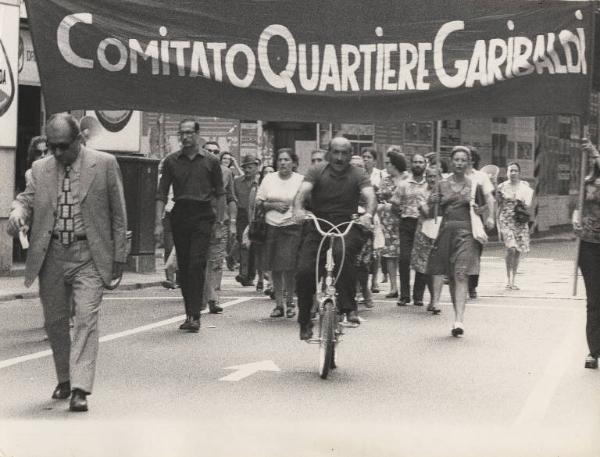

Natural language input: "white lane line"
[0,297,253,370]
[512,312,583,427]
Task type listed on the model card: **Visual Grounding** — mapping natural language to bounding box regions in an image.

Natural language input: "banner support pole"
[573,122,589,296]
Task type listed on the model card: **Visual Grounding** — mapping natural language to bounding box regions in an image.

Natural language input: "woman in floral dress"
[410,165,441,313]
[496,162,533,290]
[376,151,407,298]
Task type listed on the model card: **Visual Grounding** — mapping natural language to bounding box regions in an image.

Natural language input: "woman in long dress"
[428,147,481,337]
[410,165,441,314]
[376,151,408,298]
[496,162,534,290]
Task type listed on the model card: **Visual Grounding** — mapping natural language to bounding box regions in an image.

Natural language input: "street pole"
[434,120,442,221]
[573,122,589,296]
[573,4,598,296]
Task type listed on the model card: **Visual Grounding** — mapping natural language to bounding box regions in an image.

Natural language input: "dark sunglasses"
[48,142,72,150]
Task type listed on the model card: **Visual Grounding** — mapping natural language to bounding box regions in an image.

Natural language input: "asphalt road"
[0,240,598,457]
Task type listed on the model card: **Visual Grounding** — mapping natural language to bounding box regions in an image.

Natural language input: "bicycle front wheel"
[318,299,336,379]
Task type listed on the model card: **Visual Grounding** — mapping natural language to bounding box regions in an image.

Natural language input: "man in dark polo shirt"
[155,119,225,332]
[293,137,377,340]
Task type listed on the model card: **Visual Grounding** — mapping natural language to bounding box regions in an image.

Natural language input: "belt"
[52,233,87,241]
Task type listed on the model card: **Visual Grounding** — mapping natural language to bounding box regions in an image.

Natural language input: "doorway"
[13,84,42,262]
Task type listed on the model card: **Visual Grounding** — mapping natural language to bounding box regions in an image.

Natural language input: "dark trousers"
[162,212,174,261]
[236,210,255,281]
[296,218,367,325]
[579,240,600,357]
[399,218,427,302]
[171,201,215,318]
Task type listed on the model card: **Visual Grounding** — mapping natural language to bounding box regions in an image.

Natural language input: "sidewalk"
[0,229,576,303]
[0,255,167,303]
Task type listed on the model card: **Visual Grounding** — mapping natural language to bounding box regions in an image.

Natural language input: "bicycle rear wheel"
[318,299,336,379]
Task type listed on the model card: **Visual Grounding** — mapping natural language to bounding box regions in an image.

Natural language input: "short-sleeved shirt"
[304,163,372,219]
[234,174,259,210]
[580,177,600,244]
[394,174,428,219]
[156,148,224,203]
[467,169,494,196]
[256,171,304,226]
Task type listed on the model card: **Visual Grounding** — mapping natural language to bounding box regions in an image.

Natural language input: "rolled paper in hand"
[19,230,29,249]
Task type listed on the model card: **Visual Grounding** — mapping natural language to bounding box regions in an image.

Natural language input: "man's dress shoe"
[69,389,88,412]
[51,381,71,399]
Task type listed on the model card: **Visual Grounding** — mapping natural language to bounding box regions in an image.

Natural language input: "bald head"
[329,136,353,172]
[46,113,82,166]
[329,136,352,153]
[46,113,80,141]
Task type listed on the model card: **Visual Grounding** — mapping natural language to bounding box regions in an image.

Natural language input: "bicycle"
[304,213,359,379]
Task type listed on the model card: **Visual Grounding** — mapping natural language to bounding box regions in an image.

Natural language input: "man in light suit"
[7,113,128,412]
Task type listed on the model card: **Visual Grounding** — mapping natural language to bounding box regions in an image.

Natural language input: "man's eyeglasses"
[205,148,220,154]
[178,131,197,136]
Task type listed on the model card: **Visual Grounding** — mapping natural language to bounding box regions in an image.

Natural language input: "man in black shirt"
[155,119,225,332]
[293,137,377,340]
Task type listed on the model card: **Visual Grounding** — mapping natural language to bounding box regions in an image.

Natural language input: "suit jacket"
[11,146,128,287]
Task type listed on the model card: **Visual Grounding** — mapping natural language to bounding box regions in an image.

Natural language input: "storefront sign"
[24,0,597,122]
[18,30,40,86]
[0,3,19,147]
[239,122,258,157]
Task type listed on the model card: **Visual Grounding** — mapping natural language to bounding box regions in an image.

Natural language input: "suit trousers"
[296,220,367,325]
[398,218,427,302]
[39,239,104,394]
[579,240,600,358]
[171,200,215,317]
[203,223,228,304]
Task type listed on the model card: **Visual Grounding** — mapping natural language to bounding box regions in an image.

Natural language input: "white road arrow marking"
[220,360,281,382]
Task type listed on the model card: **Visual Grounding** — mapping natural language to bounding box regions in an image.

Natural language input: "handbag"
[420,217,443,240]
[470,206,488,244]
[248,206,267,242]
[513,200,530,224]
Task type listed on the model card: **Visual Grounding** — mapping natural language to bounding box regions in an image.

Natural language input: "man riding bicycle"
[293,137,377,340]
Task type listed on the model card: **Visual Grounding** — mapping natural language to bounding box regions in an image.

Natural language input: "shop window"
[405,121,433,143]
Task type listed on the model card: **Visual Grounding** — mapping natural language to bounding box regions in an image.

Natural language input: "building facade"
[1,2,598,273]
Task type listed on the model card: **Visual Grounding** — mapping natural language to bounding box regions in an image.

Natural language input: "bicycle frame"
[304,213,357,378]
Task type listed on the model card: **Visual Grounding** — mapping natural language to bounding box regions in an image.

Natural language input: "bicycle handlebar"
[305,213,357,238]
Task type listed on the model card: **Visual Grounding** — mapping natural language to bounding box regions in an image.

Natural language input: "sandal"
[426,305,441,315]
[270,307,284,318]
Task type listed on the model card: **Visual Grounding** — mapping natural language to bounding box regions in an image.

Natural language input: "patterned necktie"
[58,165,74,245]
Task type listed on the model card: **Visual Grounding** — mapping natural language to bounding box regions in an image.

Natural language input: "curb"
[0,280,164,303]
[486,236,575,248]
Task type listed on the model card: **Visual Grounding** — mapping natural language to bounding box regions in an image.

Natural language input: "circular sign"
[0,39,16,117]
[94,110,133,132]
